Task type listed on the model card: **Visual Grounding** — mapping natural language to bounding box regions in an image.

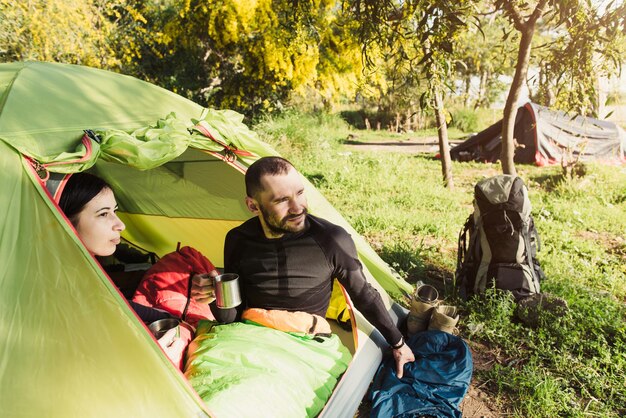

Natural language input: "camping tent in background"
[449,102,626,165]
[0,61,412,417]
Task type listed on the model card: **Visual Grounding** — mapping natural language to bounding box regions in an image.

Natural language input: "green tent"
[0,61,412,417]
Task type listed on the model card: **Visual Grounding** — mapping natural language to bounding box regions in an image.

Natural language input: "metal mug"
[214,273,242,309]
[148,318,180,340]
[415,283,439,304]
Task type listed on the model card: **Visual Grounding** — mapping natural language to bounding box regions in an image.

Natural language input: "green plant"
[378,240,428,281]
[449,108,479,133]
[254,110,349,156]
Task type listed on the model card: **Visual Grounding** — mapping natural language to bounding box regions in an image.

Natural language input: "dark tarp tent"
[450,102,626,165]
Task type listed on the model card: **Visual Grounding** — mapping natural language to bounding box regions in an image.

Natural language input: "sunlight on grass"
[254,111,626,417]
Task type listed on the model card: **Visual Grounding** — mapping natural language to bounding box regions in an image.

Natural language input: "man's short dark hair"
[245,156,294,197]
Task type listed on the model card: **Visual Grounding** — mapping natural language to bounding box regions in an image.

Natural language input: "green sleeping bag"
[184,320,352,417]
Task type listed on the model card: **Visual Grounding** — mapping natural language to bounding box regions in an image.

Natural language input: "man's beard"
[260,206,309,235]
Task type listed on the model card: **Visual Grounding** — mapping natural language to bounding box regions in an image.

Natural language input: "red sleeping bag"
[133,246,216,327]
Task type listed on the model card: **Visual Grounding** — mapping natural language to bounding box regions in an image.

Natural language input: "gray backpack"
[456,175,544,300]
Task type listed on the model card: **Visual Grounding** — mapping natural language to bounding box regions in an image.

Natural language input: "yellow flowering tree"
[0,0,120,68]
[121,0,366,115]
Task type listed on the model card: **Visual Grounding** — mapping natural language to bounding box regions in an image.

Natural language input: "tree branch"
[530,0,550,24]
[502,1,525,31]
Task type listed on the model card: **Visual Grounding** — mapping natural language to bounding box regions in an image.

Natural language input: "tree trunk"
[464,75,472,107]
[413,110,420,130]
[405,109,412,132]
[434,89,454,189]
[501,26,536,176]
[475,70,487,109]
[594,72,604,117]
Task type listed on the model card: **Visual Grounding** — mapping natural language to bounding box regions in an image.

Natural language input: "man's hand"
[190,271,219,304]
[392,341,415,379]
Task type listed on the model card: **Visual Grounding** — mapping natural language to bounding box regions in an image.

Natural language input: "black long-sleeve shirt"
[214,214,402,346]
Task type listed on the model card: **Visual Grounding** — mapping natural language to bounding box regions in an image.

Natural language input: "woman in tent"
[58,172,192,364]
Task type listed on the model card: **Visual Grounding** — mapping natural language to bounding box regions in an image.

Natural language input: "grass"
[254,110,626,417]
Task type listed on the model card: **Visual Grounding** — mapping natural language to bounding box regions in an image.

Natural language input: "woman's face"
[74,188,125,256]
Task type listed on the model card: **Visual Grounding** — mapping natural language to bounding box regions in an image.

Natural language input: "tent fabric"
[369,331,473,418]
[0,61,202,163]
[97,109,277,171]
[1,61,413,417]
[450,102,626,165]
[0,61,275,172]
[0,139,209,417]
[184,320,352,418]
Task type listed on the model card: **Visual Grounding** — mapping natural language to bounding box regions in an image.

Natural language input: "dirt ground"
[460,385,502,418]
[343,136,465,154]
[459,341,504,417]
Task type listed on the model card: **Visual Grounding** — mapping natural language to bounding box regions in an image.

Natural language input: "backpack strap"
[456,215,473,270]
[529,216,541,253]
[521,220,540,294]
[456,215,480,299]
[468,216,482,263]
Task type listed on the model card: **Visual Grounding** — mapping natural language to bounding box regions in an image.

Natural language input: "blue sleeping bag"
[369,330,473,418]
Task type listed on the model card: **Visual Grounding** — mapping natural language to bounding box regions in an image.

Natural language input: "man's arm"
[324,227,402,343]
[323,224,415,378]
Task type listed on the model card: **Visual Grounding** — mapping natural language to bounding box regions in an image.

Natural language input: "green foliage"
[4,0,623,124]
[115,0,370,116]
[258,112,626,415]
[0,0,370,117]
[379,240,429,282]
[454,12,517,108]
[537,2,626,117]
[0,0,121,67]
[449,108,479,133]
[464,289,522,350]
[254,110,349,157]
[478,280,626,416]
[118,0,309,113]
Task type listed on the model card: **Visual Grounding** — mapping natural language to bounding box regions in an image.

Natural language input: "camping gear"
[369,330,473,418]
[407,299,435,336]
[415,283,439,303]
[213,273,242,309]
[449,102,626,165]
[242,308,332,335]
[515,292,569,328]
[185,320,351,418]
[134,246,215,327]
[325,278,353,330]
[148,318,181,339]
[0,61,413,417]
[456,175,544,301]
[428,306,459,334]
[407,284,440,336]
[407,284,460,336]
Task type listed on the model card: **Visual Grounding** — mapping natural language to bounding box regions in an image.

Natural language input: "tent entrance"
[90,148,252,264]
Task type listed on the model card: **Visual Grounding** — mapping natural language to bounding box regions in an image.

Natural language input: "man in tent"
[199,156,415,377]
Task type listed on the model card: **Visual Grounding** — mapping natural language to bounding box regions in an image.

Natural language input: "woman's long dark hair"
[59,173,112,225]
